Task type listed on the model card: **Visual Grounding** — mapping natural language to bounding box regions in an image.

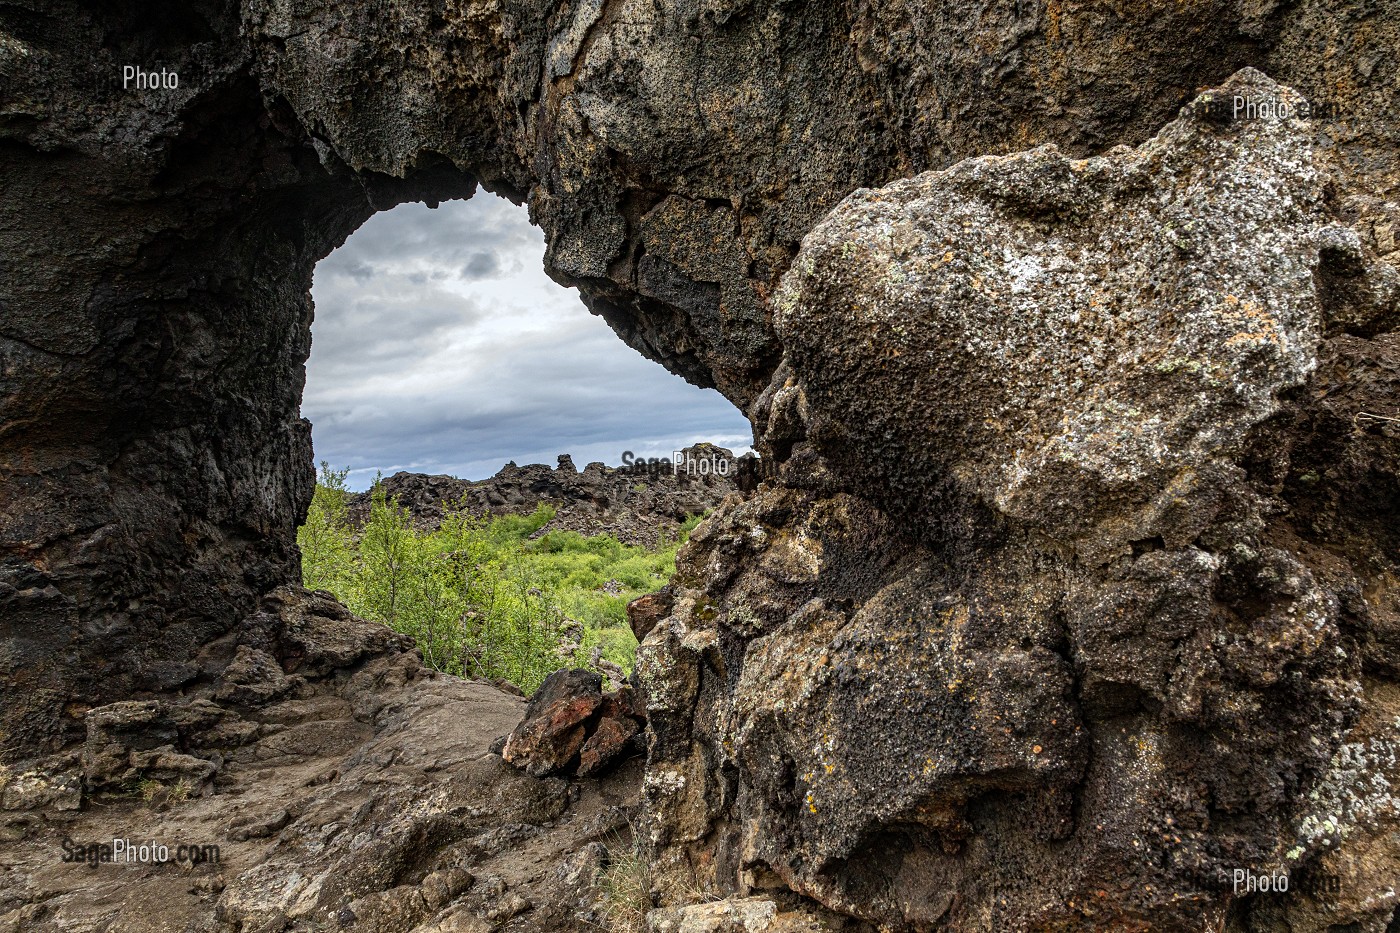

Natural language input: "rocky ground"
[345,446,744,547]
[0,588,650,933]
[0,587,833,933]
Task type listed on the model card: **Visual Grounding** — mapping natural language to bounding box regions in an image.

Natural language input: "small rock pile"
[500,669,647,778]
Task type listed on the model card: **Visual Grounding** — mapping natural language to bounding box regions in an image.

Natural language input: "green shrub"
[298,463,353,593]
[297,466,705,693]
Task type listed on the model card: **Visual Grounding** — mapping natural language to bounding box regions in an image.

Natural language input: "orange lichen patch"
[942,604,970,628]
[1217,294,1286,351]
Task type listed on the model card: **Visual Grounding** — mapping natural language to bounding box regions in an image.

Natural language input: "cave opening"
[304,193,753,490]
[293,191,756,693]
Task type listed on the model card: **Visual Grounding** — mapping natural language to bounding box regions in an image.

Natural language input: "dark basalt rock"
[344,444,741,546]
[3,1,1400,930]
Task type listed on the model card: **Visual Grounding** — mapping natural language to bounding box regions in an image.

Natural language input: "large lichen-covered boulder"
[638,70,1400,930]
[775,68,1349,546]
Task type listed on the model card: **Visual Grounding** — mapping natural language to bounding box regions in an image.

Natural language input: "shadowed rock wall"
[0,1,481,755]
[3,0,1399,928]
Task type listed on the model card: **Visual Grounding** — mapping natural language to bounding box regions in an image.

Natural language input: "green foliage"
[486,504,556,542]
[299,463,352,594]
[297,465,701,693]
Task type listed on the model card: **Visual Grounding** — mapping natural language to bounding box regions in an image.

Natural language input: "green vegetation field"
[297,465,698,693]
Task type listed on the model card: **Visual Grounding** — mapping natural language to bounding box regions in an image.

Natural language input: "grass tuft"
[599,827,653,933]
[139,777,194,808]
[168,778,193,805]
[139,779,163,805]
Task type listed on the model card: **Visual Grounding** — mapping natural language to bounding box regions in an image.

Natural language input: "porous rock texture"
[3,1,1400,932]
[640,67,1400,930]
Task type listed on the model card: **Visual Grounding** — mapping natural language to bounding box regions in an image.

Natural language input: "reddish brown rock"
[626,591,674,643]
[599,686,645,723]
[501,672,647,778]
[578,715,642,778]
[501,670,605,778]
[578,688,646,778]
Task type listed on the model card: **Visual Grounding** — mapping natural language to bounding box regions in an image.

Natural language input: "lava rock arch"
[3,0,1399,929]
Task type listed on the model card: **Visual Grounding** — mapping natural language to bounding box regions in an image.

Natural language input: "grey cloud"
[339,260,377,282]
[309,288,487,380]
[322,193,537,280]
[463,251,500,278]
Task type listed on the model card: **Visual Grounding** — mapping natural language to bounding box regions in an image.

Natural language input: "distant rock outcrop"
[346,444,746,547]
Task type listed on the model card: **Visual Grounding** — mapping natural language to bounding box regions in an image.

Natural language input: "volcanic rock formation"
[3,1,1400,931]
[640,67,1400,930]
[345,444,741,547]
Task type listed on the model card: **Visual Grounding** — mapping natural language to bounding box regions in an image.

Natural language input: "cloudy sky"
[304,194,752,489]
